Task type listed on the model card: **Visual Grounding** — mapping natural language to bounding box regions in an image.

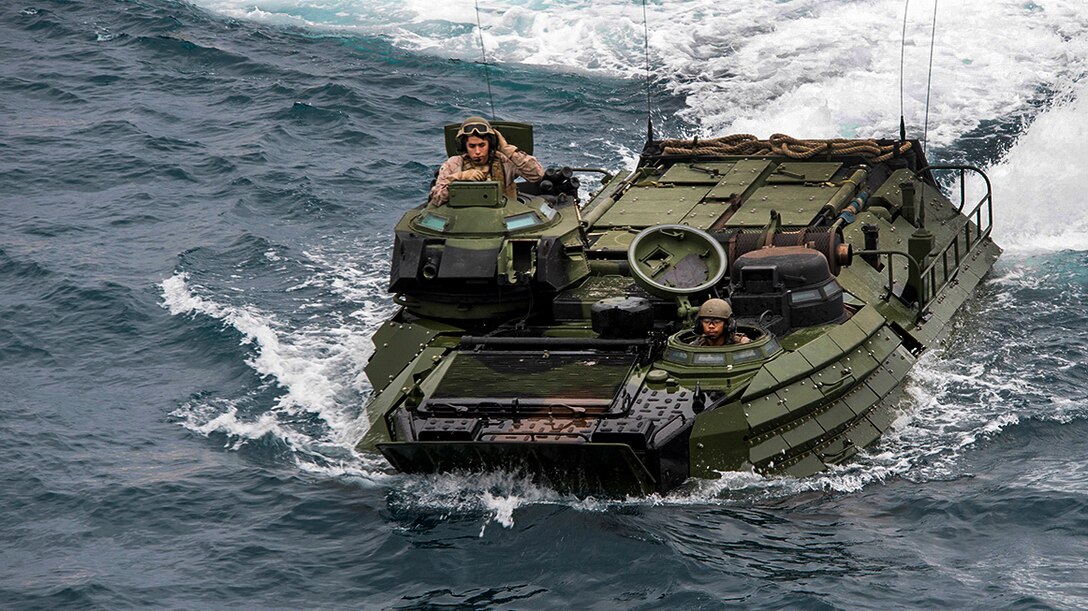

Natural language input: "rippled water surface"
[3,1,1088,608]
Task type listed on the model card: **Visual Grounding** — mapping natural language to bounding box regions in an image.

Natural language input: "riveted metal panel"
[781,418,826,448]
[366,320,446,391]
[741,366,782,402]
[953,244,990,283]
[865,365,900,398]
[763,351,812,388]
[811,364,856,398]
[843,344,880,380]
[815,401,857,434]
[660,162,737,185]
[597,185,710,228]
[869,168,916,208]
[679,202,732,229]
[929,282,970,321]
[781,377,826,415]
[795,335,844,371]
[707,159,773,200]
[850,305,886,336]
[782,453,826,477]
[864,326,900,363]
[843,384,880,416]
[358,345,449,449]
[817,436,860,465]
[729,184,832,227]
[751,434,789,463]
[845,417,881,448]
[745,392,790,428]
[884,345,916,380]
[828,318,869,353]
[866,399,899,431]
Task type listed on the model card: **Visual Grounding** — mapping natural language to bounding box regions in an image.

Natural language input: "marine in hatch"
[692,298,750,346]
[428,116,544,205]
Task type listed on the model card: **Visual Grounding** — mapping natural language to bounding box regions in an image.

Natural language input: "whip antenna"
[474,0,496,120]
[899,0,910,143]
[642,0,654,143]
[922,0,939,155]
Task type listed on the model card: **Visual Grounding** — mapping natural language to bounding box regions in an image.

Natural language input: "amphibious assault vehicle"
[356,123,1000,495]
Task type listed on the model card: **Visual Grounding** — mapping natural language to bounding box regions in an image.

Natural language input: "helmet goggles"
[457,121,495,139]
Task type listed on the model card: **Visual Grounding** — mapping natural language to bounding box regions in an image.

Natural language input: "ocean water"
[3,0,1088,608]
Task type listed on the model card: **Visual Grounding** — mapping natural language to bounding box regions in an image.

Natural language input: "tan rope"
[660,133,912,163]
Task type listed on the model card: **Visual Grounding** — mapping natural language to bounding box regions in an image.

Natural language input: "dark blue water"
[3,1,1088,608]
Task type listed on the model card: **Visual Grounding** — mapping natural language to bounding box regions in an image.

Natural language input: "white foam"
[661,0,1088,145]
[191,1,1088,252]
[981,82,1088,253]
[192,0,1088,148]
[163,273,357,427]
[388,470,563,531]
[161,270,386,468]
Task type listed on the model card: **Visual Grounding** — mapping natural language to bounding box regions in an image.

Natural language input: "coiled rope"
[660,133,912,163]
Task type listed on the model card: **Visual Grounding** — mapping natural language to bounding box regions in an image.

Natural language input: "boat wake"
[191,0,1088,145]
[986,81,1088,253]
[160,238,396,480]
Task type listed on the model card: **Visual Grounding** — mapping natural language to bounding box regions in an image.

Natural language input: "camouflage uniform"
[428,117,544,205]
[691,333,748,347]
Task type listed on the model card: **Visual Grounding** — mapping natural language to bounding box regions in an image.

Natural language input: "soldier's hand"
[495,129,517,156]
[455,168,486,181]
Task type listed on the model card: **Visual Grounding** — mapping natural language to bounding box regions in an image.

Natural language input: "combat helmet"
[455,116,498,154]
[697,298,732,321]
[456,116,496,139]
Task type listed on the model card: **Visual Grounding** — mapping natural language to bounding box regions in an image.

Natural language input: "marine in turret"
[428,116,544,205]
[692,298,750,346]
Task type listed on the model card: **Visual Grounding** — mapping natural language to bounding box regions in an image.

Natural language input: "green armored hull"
[356,125,1000,496]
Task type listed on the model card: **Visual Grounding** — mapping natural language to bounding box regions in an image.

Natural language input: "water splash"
[160,269,384,471]
[985,82,1088,253]
[192,0,1088,145]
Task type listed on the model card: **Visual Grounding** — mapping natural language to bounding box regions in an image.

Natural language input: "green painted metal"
[768,162,843,183]
[356,126,1001,495]
[728,184,835,227]
[660,162,737,185]
[596,184,712,228]
[706,160,773,200]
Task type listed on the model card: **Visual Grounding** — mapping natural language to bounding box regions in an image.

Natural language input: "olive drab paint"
[356,125,1001,496]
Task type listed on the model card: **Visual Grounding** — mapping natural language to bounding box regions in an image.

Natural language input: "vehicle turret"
[389,186,591,321]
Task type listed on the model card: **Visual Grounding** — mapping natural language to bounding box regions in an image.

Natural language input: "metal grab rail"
[855,165,994,323]
[914,165,994,316]
[917,164,993,218]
